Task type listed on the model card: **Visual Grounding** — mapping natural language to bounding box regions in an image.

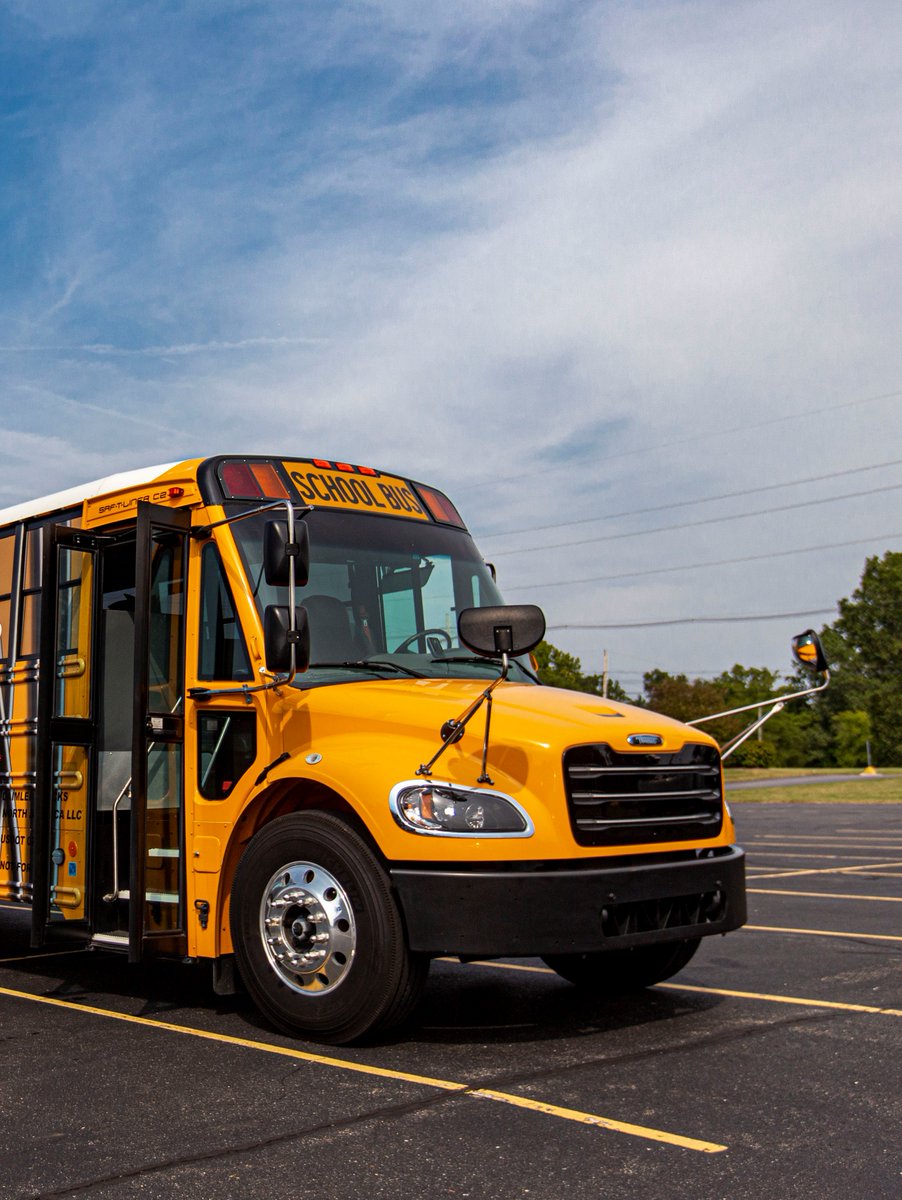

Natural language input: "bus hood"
[292,676,718,761]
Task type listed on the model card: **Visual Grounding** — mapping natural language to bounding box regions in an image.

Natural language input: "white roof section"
[0,463,180,527]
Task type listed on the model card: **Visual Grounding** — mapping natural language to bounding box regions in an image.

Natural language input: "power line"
[465,386,902,493]
[503,530,902,592]
[490,482,902,557]
[546,608,836,631]
[477,457,902,541]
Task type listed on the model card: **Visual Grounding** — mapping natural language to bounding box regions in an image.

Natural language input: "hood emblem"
[627,733,663,747]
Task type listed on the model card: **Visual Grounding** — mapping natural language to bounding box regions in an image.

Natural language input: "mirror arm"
[718,699,786,762]
[687,672,830,728]
[190,501,312,539]
[283,500,298,687]
[416,654,511,780]
[189,668,295,704]
[687,671,829,762]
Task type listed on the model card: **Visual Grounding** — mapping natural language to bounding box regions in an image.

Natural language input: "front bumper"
[391,846,746,956]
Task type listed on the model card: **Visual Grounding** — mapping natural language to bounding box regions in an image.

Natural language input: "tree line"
[534,550,902,768]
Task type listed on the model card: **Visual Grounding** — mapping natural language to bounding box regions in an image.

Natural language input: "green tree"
[832,710,871,769]
[811,551,902,765]
[641,669,727,727]
[641,663,809,765]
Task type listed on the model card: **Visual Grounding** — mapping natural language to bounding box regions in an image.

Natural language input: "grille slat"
[572,788,719,804]
[563,742,723,847]
[569,763,718,777]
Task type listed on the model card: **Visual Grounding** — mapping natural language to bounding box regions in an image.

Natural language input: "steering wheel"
[394,628,454,653]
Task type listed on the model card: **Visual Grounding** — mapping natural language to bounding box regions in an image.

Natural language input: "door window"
[198,544,251,681]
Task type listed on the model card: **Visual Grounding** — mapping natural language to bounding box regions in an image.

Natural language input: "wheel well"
[217,779,384,945]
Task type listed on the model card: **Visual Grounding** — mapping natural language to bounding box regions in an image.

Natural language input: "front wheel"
[231,811,427,1044]
[542,938,700,991]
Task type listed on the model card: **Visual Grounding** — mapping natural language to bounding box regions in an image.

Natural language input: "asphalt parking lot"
[1,802,900,1200]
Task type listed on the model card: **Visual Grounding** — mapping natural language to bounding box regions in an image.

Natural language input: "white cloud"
[2,0,901,681]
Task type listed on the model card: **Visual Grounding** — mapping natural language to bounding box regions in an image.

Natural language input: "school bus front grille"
[563,742,723,846]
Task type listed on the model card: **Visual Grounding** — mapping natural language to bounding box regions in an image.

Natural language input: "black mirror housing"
[264,520,310,588]
[264,605,310,674]
[791,629,829,674]
[458,604,545,659]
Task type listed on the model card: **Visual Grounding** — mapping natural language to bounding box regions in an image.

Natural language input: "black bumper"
[391,846,746,957]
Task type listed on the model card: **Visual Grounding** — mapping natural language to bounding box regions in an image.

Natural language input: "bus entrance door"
[31,503,190,962]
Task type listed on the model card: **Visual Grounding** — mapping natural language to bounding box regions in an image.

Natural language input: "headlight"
[389,780,533,838]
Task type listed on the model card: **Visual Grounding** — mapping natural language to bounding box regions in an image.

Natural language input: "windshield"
[229,508,536,686]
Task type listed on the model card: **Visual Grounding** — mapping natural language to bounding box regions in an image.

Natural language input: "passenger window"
[198,711,256,799]
[198,544,252,681]
[18,526,43,657]
[0,533,13,660]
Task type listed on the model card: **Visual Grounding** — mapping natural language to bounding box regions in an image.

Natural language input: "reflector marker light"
[414,485,466,527]
[220,460,291,499]
[250,462,290,498]
[221,462,261,498]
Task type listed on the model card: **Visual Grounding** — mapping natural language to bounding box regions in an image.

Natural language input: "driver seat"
[303,595,357,663]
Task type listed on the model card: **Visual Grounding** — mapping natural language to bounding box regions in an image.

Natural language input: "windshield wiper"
[430,654,540,683]
[308,660,426,679]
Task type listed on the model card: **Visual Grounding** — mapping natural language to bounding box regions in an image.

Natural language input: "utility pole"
[602,649,609,699]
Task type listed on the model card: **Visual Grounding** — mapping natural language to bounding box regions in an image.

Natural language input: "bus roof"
[0,463,180,527]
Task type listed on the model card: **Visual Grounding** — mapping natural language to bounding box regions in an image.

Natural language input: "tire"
[231,811,428,1044]
[542,938,701,992]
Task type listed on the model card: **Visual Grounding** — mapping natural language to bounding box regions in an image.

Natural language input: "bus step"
[91,932,129,948]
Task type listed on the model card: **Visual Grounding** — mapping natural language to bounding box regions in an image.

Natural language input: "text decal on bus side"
[283,464,429,519]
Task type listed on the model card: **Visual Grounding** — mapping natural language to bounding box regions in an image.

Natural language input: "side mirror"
[791,629,828,674]
[458,604,545,659]
[264,605,310,674]
[264,520,310,588]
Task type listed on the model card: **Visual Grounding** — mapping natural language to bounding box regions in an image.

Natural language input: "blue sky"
[2,0,901,689]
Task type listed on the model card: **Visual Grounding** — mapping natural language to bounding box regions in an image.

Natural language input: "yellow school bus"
[0,456,826,1043]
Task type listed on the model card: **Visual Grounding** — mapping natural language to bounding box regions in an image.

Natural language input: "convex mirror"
[791,629,829,674]
[264,605,310,674]
[264,520,310,588]
[458,604,545,659]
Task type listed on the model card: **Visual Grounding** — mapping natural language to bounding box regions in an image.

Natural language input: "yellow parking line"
[445,960,902,1018]
[0,949,87,965]
[0,984,725,1154]
[472,1089,724,1151]
[749,851,902,861]
[656,982,902,1017]
[745,924,902,942]
[748,888,902,903]
[745,842,902,852]
[750,859,902,880]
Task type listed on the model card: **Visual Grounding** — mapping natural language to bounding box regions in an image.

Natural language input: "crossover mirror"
[457,604,545,659]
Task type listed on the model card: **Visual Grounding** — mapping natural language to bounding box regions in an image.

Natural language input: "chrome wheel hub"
[260,862,356,995]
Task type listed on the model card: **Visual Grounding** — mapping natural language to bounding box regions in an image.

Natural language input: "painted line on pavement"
[749,851,902,861]
[655,981,902,1016]
[446,960,902,1018]
[745,924,902,943]
[749,860,902,880]
[748,888,902,903]
[0,949,87,965]
[0,984,725,1154]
